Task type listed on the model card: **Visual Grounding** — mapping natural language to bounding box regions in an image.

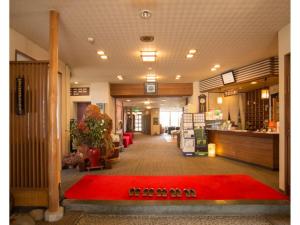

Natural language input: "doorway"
[134,112,142,132]
[77,102,91,121]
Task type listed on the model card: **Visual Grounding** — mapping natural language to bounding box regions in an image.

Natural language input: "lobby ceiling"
[10,0,290,84]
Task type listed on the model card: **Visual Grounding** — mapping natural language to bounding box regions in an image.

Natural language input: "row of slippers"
[128,187,197,198]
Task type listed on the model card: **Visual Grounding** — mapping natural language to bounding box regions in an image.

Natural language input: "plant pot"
[88,148,101,168]
[78,145,89,160]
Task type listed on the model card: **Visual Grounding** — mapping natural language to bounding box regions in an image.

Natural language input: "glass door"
[134,112,142,132]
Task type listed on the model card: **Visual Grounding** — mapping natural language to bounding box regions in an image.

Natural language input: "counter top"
[206,129,279,138]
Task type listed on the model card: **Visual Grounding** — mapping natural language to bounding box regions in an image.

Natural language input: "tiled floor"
[36,213,290,225]
[62,133,279,193]
[76,214,290,225]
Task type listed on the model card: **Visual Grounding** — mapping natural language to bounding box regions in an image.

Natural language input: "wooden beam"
[46,10,63,221]
[110,83,193,97]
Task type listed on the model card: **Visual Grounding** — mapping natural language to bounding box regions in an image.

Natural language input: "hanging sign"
[224,89,238,97]
[70,87,90,96]
[16,77,25,115]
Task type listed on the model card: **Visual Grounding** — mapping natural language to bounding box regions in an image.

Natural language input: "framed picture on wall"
[144,82,157,95]
[96,103,105,113]
[153,117,159,125]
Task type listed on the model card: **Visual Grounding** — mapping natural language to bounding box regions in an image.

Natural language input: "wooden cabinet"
[245,88,269,130]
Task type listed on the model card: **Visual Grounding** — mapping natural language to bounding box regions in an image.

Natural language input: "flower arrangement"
[70,104,114,159]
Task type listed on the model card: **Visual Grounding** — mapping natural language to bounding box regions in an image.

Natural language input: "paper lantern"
[217,97,223,104]
[208,143,216,157]
[261,88,269,99]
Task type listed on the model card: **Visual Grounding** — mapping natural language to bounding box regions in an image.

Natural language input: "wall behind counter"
[208,93,246,129]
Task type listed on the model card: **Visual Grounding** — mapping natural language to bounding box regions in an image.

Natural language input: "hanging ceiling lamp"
[261,78,269,99]
[261,89,269,99]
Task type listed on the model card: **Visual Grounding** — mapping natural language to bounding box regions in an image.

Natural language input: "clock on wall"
[144,82,157,95]
[198,94,207,113]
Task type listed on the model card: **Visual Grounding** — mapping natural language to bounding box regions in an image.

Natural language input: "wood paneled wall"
[10,61,49,206]
[110,83,193,97]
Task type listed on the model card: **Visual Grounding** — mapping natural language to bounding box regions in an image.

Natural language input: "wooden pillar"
[45,10,63,221]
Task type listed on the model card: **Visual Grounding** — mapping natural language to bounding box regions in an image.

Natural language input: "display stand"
[194,113,208,156]
[181,113,195,156]
[180,113,208,156]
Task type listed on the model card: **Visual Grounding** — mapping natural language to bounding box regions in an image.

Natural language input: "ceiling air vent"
[140,35,154,42]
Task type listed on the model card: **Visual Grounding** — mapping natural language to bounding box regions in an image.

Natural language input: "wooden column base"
[45,206,64,222]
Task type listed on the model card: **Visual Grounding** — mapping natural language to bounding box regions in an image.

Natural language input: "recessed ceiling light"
[97,50,104,55]
[189,49,197,54]
[211,67,217,71]
[126,99,131,102]
[100,55,108,60]
[144,100,150,105]
[141,51,157,62]
[140,10,152,19]
[251,81,258,84]
[146,106,152,109]
[74,81,79,84]
[161,99,166,102]
[117,75,123,80]
[214,64,221,68]
[186,54,193,59]
[87,37,95,43]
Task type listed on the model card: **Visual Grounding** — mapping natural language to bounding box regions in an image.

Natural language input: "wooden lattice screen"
[10,61,49,206]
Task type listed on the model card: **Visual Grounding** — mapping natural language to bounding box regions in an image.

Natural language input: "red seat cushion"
[123,133,133,144]
[123,136,130,148]
[124,132,134,139]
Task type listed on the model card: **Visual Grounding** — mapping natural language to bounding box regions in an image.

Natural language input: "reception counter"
[207,129,279,169]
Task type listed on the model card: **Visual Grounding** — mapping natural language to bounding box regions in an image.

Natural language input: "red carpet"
[64,175,288,201]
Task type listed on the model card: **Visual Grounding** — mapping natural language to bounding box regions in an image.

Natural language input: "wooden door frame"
[284,53,290,195]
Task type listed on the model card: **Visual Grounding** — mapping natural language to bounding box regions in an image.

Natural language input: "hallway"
[62,134,279,192]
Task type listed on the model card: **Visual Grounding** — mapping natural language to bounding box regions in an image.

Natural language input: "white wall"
[10,28,66,73]
[187,81,200,113]
[90,82,110,104]
[278,23,290,191]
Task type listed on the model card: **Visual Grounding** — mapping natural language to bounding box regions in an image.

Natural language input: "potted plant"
[70,104,114,169]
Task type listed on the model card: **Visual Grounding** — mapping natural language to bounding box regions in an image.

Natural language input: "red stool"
[123,136,130,148]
